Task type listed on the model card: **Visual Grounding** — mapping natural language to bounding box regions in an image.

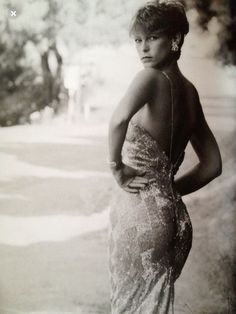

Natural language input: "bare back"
[131,70,198,165]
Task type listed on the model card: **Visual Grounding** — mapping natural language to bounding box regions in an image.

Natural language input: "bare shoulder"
[182,76,203,115]
[133,68,168,86]
[184,77,200,102]
[126,68,165,101]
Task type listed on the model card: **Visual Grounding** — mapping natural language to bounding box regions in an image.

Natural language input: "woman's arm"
[108,68,156,169]
[174,93,222,196]
[108,68,157,192]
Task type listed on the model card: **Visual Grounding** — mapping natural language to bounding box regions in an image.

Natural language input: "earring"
[171,41,179,51]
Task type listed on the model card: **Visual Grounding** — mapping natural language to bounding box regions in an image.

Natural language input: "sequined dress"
[108,71,193,314]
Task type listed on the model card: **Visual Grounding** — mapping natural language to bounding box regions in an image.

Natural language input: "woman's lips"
[141,57,152,62]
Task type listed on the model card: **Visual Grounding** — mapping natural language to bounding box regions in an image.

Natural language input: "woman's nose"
[141,40,149,52]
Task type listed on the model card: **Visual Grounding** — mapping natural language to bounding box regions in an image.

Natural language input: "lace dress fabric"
[108,71,193,314]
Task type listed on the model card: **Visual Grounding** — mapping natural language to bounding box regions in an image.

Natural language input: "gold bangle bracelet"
[106,158,122,168]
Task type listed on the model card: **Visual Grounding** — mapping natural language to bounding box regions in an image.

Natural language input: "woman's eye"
[149,36,158,41]
[134,38,142,43]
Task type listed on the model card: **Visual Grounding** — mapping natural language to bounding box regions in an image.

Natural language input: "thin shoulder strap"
[161,70,174,164]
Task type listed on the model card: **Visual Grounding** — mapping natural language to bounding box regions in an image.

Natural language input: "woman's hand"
[112,163,155,193]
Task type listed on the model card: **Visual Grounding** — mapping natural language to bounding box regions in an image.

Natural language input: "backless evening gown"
[108,71,193,314]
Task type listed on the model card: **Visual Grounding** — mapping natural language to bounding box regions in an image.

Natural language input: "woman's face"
[133,29,173,69]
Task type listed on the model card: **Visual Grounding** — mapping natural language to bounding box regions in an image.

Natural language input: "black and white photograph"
[0,0,235,313]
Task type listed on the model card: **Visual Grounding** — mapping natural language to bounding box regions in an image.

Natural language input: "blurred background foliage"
[0,0,235,126]
[184,0,236,64]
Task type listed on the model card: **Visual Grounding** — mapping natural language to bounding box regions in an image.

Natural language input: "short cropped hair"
[129,0,189,60]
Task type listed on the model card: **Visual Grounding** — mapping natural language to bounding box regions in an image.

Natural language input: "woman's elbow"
[215,161,222,177]
[207,157,222,179]
[213,164,222,178]
[215,152,222,177]
[110,111,130,128]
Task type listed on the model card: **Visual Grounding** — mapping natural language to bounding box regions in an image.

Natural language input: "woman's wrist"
[106,158,123,171]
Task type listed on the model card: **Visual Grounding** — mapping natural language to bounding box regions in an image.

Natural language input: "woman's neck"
[155,57,180,74]
[161,63,180,76]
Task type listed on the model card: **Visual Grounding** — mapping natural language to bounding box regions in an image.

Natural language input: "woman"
[107,1,222,313]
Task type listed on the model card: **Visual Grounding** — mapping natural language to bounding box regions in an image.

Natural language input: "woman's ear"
[171,32,182,52]
[174,32,182,45]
